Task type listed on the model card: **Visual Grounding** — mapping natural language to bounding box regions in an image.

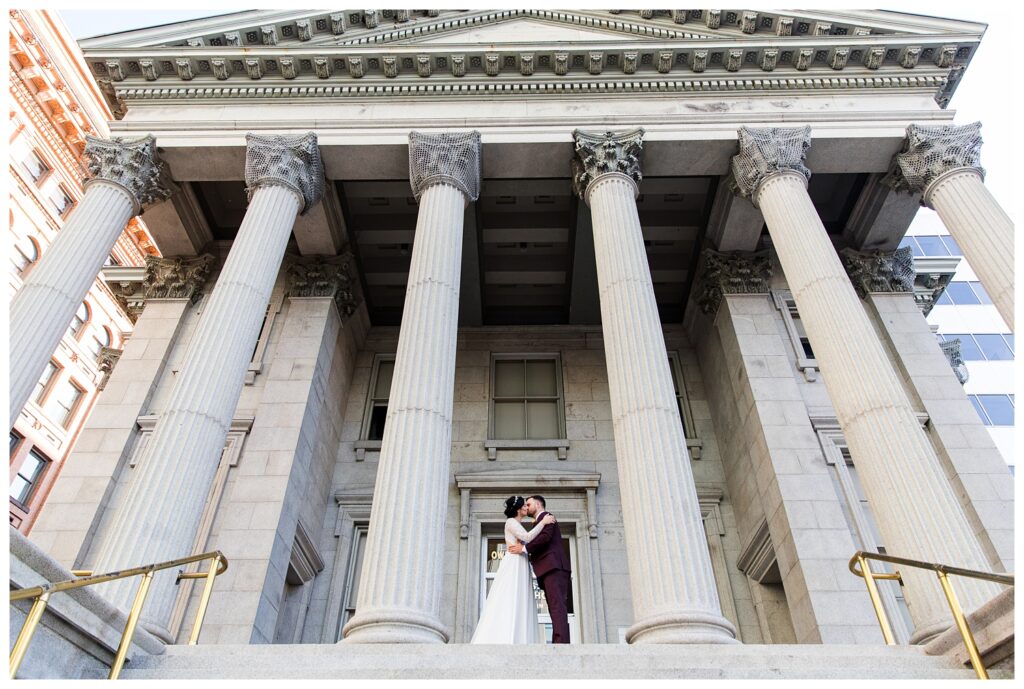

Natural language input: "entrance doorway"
[481,531,580,643]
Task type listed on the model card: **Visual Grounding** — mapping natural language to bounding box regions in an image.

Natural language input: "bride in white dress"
[470,495,555,644]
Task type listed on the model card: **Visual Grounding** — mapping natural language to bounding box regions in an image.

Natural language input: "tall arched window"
[87,325,112,361]
[66,302,91,340]
[12,236,39,277]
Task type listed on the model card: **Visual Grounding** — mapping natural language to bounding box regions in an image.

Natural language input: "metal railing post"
[109,571,155,679]
[856,554,897,645]
[936,570,989,680]
[188,554,223,645]
[9,590,51,679]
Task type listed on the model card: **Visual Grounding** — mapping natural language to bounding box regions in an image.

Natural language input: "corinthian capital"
[285,254,362,319]
[840,246,915,298]
[730,126,812,203]
[692,248,773,316]
[245,132,324,215]
[887,122,984,199]
[408,131,481,203]
[82,135,173,214]
[143,254,216,302]
[571,128,644,201]
[939,338,970,385]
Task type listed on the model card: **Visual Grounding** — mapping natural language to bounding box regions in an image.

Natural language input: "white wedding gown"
[470,518,546,644]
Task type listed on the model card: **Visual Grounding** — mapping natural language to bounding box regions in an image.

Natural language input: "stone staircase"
[99,643,1005,680]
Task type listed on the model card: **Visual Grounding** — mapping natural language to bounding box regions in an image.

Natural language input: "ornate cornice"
[82,135,173,213]
[913,263,956,316]
[110,73,951,103]
[692,249,773,316]
[840,246,915,298]
[408,131,481,203]
[731,126,812,203]
[244,132,324,214]
[886,122,984,201]
[571,128,644,201]
[939,338,969,385]
[284,253,362,319]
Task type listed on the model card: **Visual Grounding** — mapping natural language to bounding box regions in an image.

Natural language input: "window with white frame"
[86,326,112,361]
[772,290,817,380]
[667,352,697,440]
[338,525,368,635]
[66,302,90,340]
[10,448,50,506]
[47,184,75,217]
[489,355,565,440]
[361,356,395,441]
[47,378,84,428]
[11,237,39,276]
[817,427,913,643]
[15,143,50,185]
[34,360,60,404]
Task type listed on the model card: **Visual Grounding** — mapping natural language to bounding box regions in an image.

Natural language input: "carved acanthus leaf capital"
[284,253,362,319]
[913,270,954,316]
[97,346,123,390]
[143,254,216,302]
[571,128,644,201]
[693,249,773,316]
[82,135,173,213]
[730,126,812,203]
[840,246,915,298]
[408,131,481,203]
[887,122,984,200]
[245,132,324,215]
[939,338,970,385]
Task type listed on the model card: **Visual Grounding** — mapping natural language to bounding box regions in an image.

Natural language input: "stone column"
[342,131,480,644]
[889,123,1014,329]
[90,133,323,639]
[9,135,171,427]
[573,129,737,645]
[732,126,1002,642]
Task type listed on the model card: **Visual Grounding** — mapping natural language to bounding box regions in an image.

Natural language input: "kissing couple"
[470,495,572,644]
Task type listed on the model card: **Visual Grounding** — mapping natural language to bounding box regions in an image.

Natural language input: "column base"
[626,610,740,645]
[909,619,953,646]
[342,608,450,644]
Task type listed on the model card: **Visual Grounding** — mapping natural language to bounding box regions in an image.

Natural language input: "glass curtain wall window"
[10,449,50,506]
[490,356,564,440]
[939,333,1014,361]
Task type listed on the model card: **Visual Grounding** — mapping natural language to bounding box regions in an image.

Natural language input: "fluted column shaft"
[9,182,134,426]
[10,134,170,427]
[342,183,466,644]
[91,185,302,637]
[926,169,1014,329]
[586,173,737,644]
[756,170,1003,641]
[89,132,322,639]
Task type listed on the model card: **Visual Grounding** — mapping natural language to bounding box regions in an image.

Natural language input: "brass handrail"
[849,550,1014,680]
[10,550,227,680]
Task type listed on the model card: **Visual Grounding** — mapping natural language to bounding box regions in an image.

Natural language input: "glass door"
[480,532,579,644]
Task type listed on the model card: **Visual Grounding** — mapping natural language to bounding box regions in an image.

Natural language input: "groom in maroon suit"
[507,495,571,643]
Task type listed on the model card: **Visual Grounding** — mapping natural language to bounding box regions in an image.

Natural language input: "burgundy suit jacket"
[524,511,571,578]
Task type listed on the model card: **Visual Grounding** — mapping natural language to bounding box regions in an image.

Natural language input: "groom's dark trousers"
[525,511,572,644]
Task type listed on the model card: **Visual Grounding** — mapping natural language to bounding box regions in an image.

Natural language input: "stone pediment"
[78,9,986,113]
[79,9,983,51]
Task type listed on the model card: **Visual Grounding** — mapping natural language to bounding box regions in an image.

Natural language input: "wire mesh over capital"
[890,122,984,197]
[408,130,482,203]
[730,126,812,201]
[244,132,324,214]
[82,134,173,211]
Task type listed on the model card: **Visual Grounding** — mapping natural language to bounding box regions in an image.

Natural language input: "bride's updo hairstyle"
[503,495,525,518]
